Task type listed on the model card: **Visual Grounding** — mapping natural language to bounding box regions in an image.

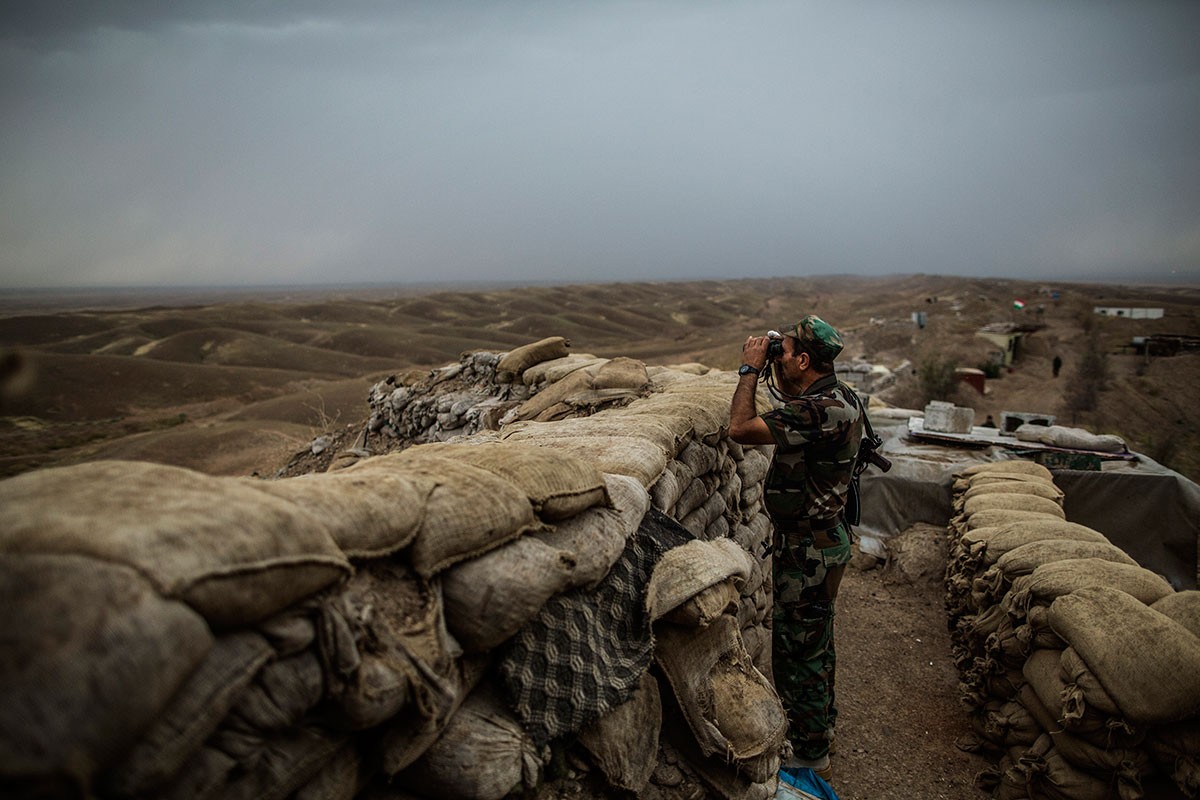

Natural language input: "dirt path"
[831,527,992,800]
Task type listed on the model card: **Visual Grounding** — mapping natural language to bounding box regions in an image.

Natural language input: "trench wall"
[0,341,785,800]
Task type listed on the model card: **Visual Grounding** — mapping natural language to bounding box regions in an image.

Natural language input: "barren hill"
[1,274,1197,481]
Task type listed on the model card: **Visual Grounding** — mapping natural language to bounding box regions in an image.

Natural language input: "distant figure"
[981,415,997,428]
[1052,355,1063,378]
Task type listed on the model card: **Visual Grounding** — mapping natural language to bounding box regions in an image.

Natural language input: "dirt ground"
[831,526,991,800]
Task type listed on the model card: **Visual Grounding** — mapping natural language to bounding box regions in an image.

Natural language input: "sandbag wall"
[944,460,1200,800]
[0,340,786,800]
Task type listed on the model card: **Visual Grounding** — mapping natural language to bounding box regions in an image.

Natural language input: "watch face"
[739,364,758,376]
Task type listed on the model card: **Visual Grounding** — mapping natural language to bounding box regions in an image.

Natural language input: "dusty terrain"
[1,274,1197,798]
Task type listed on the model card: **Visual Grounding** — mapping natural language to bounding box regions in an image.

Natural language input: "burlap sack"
[1005,558,1174,621]
[532,473,648,588]
[958,460,1054,480]
[0,553,213,794]
[498,429,671,488]
[1017,685,1154,786]
[1049,585,1200,726]
[379,654,489,775]
[197,725,347,800]
[521,354,605,385]
[511,368,594,421]
[508,411,683,455]
[1146,720,1200,800]
[646,538,752,623]
[409,441,610,521]
[101,631,274,798]
[654,614,786,764]
[1015,424,1127,453]
[621,393,728,440]
[253,462,431,559]
[662,578,741,628]
[398,684,546,800]
[954,508,1066,536]
[443,534,579,653]
[1004,734,1125,800]
[971,539,1138,612]
[953,472,1060,493]
[971,697,1042,748]
[291,744,362,800]
[577,669,662,793]
[960,520,1111,566]
[1151,589,1200,640]
[495,335,570,382]
[320,561,457,730]
[592,356,651,390]
[0,460,351,626]
[963,493,1065,520]
[1022,648,1142,749]
[959,480,1065,507]
[737,448,772,487]
[395,455,545,578]
[223,649,325,733]
[651,467,685,513]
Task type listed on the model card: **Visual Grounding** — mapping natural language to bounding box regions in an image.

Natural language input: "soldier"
[728,315,863,782]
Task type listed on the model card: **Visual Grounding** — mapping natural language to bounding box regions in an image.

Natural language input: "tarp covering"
[857,419,1199,590]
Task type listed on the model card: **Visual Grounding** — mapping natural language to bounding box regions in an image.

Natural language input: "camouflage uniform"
[759,318,862,761]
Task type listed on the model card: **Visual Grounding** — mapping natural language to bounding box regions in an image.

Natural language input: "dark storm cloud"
[0,1,1197,288]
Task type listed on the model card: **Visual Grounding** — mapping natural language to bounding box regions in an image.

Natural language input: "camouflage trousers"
[771,520,852,760]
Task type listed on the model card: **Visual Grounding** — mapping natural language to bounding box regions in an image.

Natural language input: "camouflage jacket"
[760,374,863,526]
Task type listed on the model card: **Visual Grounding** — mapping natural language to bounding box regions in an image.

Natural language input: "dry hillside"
[1,275,1197,482]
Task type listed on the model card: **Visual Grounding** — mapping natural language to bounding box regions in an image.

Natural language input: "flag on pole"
[1012,299,1025,311]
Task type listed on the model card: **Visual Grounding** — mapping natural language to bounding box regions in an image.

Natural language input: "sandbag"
[532,473,648,589]
[654,614,786,764]
[511,368,594,421]
[443,534,578,653]
[1146,720,1200,800]
[398,685,546,800]
[379,654,489,776]
[577,670,662,793]
[1006,558,1175,621]
[409,441,610,521]
[251,463,430,559]
[1049,586,1200,726]
[956,508,1067,535]
[495,336,571,382]
[390,454,545,577]
[960,480,1065,506]
[320,561,457,730]
[973,539,1138,611]
[958,460,1055,480]
[1016,685,1154,788]
[962,493,1065,520]
[521,354,605,385]
[1151,590,1200,640]
[960,521,1111,566]
[291,744,362,800]
[498,429,671,488]
[1015,424,1127,453]
[0,553,213,794]
[101,630,274,798]
[592,356,651,390]
[0,460,351,626]
[646,538,752,622]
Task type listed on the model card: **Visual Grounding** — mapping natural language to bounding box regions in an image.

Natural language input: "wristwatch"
[738,364,761,376]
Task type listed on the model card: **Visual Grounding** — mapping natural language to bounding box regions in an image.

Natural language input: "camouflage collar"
[801,373,840,397]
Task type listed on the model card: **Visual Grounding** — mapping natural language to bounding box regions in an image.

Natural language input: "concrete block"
[923,401,974,433]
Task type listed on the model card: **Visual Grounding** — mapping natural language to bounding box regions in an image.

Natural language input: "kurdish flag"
[1012,299,1025,311]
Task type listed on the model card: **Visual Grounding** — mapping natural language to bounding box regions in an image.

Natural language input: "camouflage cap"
[781,314,844,362]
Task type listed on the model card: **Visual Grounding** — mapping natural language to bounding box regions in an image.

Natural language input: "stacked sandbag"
[946,461,1198,799]
[0,350,787,800]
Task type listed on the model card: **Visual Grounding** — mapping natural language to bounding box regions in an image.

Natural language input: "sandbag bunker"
[0,338,787,800]
[945,460,1200,800]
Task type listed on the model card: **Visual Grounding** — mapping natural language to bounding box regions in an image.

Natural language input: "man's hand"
[740,335,770,372]
[729,335,775,445]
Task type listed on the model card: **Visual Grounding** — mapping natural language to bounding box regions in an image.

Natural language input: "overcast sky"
[1,1,1197,289]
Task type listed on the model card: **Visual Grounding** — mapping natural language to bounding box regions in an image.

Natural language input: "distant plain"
[2,274,1197,482]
